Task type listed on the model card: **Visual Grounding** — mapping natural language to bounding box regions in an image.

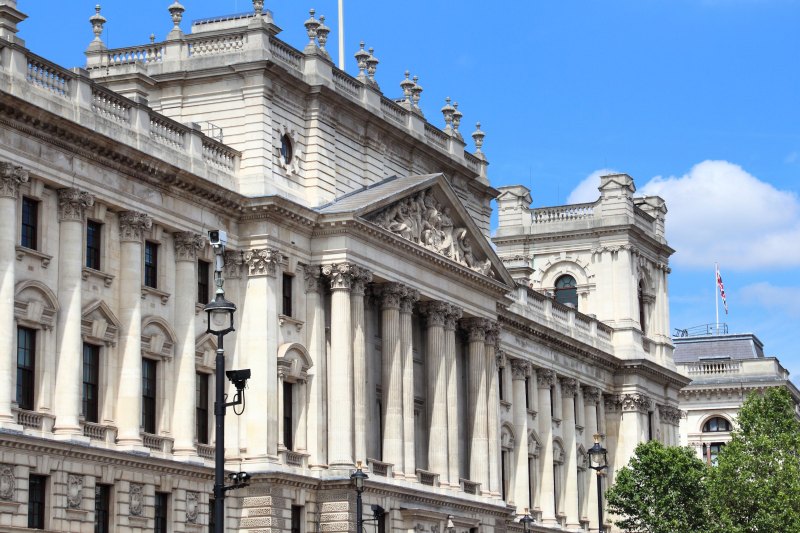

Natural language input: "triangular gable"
[81,299,121,346]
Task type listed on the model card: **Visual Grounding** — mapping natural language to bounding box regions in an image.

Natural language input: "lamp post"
[350,461,368,533]
[205,230,251,533]
[588,433,609,533]
[519,508,535,533]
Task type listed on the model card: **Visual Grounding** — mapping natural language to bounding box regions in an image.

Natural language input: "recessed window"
[21,196,39,250]
[142,358,158,434]
[282,273,293,317]
[498,366,505,401]
[144,241,159,288]
[284,380,294,450]
[291,505,303,533]
[703,416,732,433]
[28,474,47,529]
[703,442,725,466]
[280,134,293,165]
[16,326,36,411]
[82,344,101,423]
[95,484,111,533]
[638,279,647,334]
[196,373,210,444]
[154,492,169,533]
[86,220,103,270]
[198,260,211,304]
[554,274,578,308]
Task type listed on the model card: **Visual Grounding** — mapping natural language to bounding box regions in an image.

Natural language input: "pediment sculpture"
[368,188,493,277]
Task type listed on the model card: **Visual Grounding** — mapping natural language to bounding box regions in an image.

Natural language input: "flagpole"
[338,0,345,70]
[714,262,719,335]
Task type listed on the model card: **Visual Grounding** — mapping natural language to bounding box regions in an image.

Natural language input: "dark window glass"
[284,381,293,450]
[196,373,209,444]
[528,456,535,510]
[280,134,293,164]
[86,220,102,270]
[94,484,110,533]
[648,411,654,441]
[638,280,647,334]
[550,387,555,418]
[704,442,726,466]
[291,505,302,533]
[282,273,293,317]
[554,274,578,308]
[21,197,38,250]
[501,450,508,500]
[524,376,530,409]
[154,492,168,533]
[703,416,731,433]
[16,326,36,410]
[83,344,100,422]
[144,241,158,288]
[208,498,216,533]
[142,358,157,434]
[198,260,210,304]
[498,367,504,401]
[28,474,46,529]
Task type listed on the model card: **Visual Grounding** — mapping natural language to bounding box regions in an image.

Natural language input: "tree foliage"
[605,440,709,533]
[707,387,800,533]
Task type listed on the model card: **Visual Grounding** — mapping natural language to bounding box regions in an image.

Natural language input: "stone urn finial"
[304,9,320,53]
[365,47,379,89]
[411,75,424,116]
[253,0,265,16]
[452,102,463,139]
[316,15,331,58]
[88,5,107,50]
[400,71,414,105]
[168,1,184,29]
[472,122,485,154]
[354,41,369,81]
[441,97,455,134]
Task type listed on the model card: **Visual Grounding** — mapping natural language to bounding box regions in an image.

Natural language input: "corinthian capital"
[582,386,601,405]
[223,250,243,279]
[118,211,153,242]
[536,368,556,389]
[173,231,205,262]
[484,320,500,346]
[510,359,530,380]
[350,266,373,297]
[322,262,356,291]
[444,304,462,331]
[244,248,282,277]
[303,264,322,293]
[400,287,419,314]
[559,377,578,398]
[378,282,405,309]
[0,161,29,198]
[57,188,95,222]
[420,301,449,328]
[461,317,487,343]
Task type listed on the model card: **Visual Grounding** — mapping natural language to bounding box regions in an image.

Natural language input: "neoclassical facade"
[0,2,686,532]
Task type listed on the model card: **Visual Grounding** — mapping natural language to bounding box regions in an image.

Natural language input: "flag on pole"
[716,266,728,314]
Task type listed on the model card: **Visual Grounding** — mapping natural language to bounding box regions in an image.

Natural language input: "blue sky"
[15,1,800,379]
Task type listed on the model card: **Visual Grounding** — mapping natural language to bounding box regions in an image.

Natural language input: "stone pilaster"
[444,304,462,485]
[511,359,530,512]
[560,378,580,529]
[304,265,326,467]
[400,287,419,478]
[0,162,28,425]
[486,322,501,497]
[421,301,448,481]
[463,317,489,490]
[116,211,153,446]
[172,232,205,455]
[608,392,652,478]
[380,282,405,474]
[351,267,372,464]
[582,386,601,530]
[536,368,557,525]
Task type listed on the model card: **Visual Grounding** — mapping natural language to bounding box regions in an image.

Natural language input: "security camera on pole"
[205,230,252,532]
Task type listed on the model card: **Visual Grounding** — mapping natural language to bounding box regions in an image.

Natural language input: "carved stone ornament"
[510,359,530,380]
[379,281,406,309]
[118,211,153,242]
[186,491,199,523]
[444,304,462,330]
[420,301,448,327]
[559,378,578,398]
[57,188,95,222]
[582,386,601,405]
[609,393,652,414]
[0,464,15,500]
[536,369,556,389]
[129,483,144,516]
[0,161,29,198]
[350,266,373,297]
[367,187,494,277]
[67,474,83,509]
[244,248,282,277]
[658,404,683,425]
[461,317,487,343]
[223,250,243,279]
[400,287,419,314]
[173,231,205,261]
[321,262,356,291]
[303,264,322,293]
[484,320,500,346]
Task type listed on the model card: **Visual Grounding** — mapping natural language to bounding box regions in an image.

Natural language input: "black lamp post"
[205,230,251,533]
[350,461,368,533]
[588,433,609,533]
[519,508,535,533]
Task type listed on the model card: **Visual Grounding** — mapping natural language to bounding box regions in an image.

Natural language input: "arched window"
[554,275,578,308]
[638,280,646,334]
[703,416,732,433]
[280,134,293,165]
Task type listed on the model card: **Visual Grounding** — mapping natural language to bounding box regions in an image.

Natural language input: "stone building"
[0,1,686,532]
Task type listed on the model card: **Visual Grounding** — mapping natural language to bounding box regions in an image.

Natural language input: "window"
[21,196,39,250]
[527,456,536,510]
[16,326,36,411]
[549,386,555,418]
[554,274,578,308]
[94,484,111,533]
[647,411,654,441]
[208,499,216,533]
[282,273,293,317]
[498,366,504,401]
[28,474,47,529]
[501,449,509,500]
[524,375,531,409]
[154,492,169,533]
[703,416,732,433]
[703,442,725,466]
[86,220,102,270]
[197,260,210,304]
[82,344,101,423]
[196,373,210,444]
[142,358,157,434]
[144,241,159,288]
[280,134,293,165]
[291,505,303,533]
[638,280,646,334]
[283,380,294,450]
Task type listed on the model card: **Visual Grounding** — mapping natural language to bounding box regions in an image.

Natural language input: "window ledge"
[82,267,114,287]
[141,285,170,305]
[15,245,52,268]
[279,314,304,332]
[195,302,207,315]
[499,399,512,413]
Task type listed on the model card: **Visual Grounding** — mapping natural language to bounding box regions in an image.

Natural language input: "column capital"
[536,368,556,389]
[173,231,205,262]
[378,281,405,309]
[444,304,462,331]
[57,188,95,222]
[484,320,500,346]
[461,317,488,342]
[0,161,29,198]
[606,392,653,413]
[559,377,578,398]
[658,404,683,426]
[118,211,153,242]
[351,266,373,297]
[510,359,530,380]
[303,264,322,293]
[223,250,244,279]
[321,262,357,291]
[399,287,419,314]
[420,301,448,327]
[581,386,601,404]
[244,248,282,277]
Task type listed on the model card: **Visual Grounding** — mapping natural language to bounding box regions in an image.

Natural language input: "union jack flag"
[716,267,728,314]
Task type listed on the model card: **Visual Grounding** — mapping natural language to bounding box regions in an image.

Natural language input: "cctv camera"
[208,230,228,248]
[226,368,251,390]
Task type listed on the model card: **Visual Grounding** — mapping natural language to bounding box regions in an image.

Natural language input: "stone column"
[421,301,448,480]
[511,359,531,512]
[297,378,308,452]
[0,162,28,425]
[352,268,372,464]
[444,304,462,486]
[536,369,557,525]
[486,323,501,497]
[51,188,95,436]
[322,263,356,469]
[116,211,153,446]
[303,265,326,467]
[380,283,405,473]
[613,393,651,471]
[463,317,489,490]
[400,287,419,478]
[277,369,286,450]
[560,378,580,529]
[582,386,601,531]
[171,232,204,455]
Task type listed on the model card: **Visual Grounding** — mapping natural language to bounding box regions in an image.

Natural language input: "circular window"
[280,134,293,165]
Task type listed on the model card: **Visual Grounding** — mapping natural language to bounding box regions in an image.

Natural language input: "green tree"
[707,387,800,533]
[605,440,709,533]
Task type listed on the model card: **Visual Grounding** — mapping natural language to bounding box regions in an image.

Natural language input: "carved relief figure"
[129,483,144,516]
[67,475,84,509]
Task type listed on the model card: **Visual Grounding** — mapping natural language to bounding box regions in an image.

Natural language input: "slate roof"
[317,174,441,214]
[672,333,765,363]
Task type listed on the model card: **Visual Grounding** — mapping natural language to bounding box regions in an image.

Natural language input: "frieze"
[173,231,205,262]
[0,160,29,198]
[57,188,95,222]
[367,187,493,277]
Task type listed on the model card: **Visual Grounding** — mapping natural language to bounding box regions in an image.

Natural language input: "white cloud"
[739,282,800,318]
[568,161,800,270]
[566,168,617,204]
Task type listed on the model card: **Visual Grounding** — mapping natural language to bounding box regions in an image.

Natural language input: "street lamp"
[588,433,609,533]
[519,508,535,533]
[350,460,368,533]
[206,230,251,533]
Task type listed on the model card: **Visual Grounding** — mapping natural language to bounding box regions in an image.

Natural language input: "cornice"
[618,359,691,388]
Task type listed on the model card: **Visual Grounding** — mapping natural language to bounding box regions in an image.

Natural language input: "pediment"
[81,299,120,346]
